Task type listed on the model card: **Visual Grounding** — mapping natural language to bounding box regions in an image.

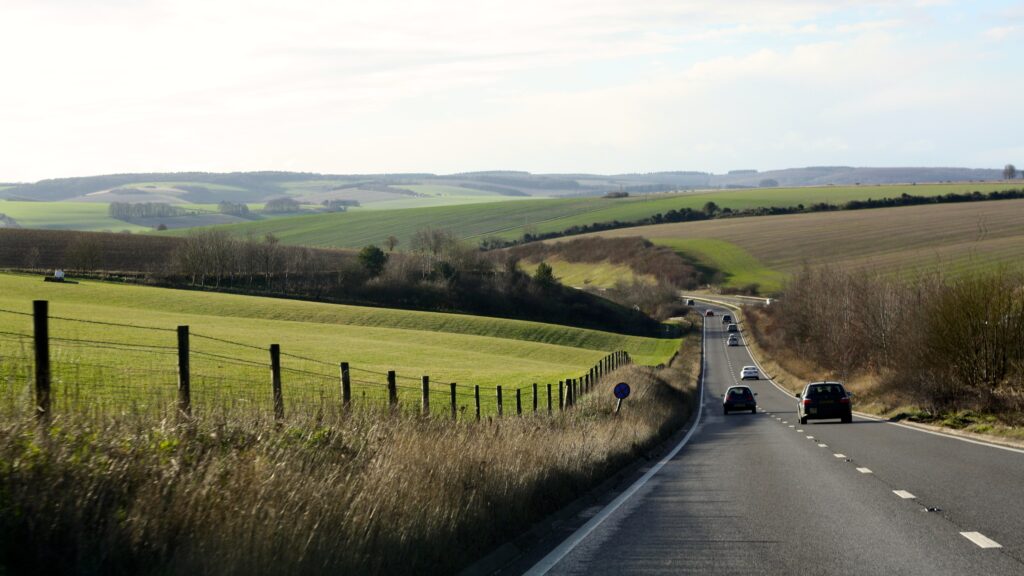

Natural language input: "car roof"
[803,381,846,390]
[742,365,757,370]
[726,385,751,392]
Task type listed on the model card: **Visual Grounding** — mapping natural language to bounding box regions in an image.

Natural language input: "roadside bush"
[759,265,1024,417]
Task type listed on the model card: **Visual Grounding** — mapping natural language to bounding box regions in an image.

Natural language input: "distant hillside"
[0,166,1009,203]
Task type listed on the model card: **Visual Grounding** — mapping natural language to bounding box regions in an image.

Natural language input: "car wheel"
[723,407,729,415]
[750,408,756,414]
[799,416,808,425]
[842,415,852,423]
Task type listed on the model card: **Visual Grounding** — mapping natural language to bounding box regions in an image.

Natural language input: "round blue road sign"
[613,382,631,400]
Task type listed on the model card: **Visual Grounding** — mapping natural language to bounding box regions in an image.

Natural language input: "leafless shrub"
[760,265,1024,416]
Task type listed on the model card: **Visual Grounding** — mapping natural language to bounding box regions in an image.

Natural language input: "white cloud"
[0,0,1018,180]
[984,25,1022,40]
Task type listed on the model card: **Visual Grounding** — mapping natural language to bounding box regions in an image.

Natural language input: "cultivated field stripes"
[587,198,1024,289]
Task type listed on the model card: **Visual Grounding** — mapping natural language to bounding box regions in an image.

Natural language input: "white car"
[740,366,759,380]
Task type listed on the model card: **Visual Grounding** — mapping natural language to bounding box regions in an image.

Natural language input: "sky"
[1,0,1022,182]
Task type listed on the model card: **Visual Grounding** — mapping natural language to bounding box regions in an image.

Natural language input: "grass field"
[0,273,678,414]
[189,182,1019,249]
[519,257,656,289]
[584,198,1024,292]
[653,238,788,293]
[0,201,152,232]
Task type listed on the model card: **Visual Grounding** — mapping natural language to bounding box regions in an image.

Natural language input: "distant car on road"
[797,381,853,424]
[705,310,714,317]
[727,323,738,333]
[727,334,739,346]
[740,366,759,380]
[723,385,757,414]
[686,299,696,306]
[721,314,733,324]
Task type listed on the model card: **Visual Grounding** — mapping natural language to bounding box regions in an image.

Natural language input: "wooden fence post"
[340,362,351,411]
[497,385,503,417]
[558,381,564,410]
[176,325,191,418]
[533,383,538,413]
[421,375,430,416]
[450,383,457,420]
[475,385,481,421]
[33,300,50,421]
[516,388,522,416]
[547,383,552,413]
[270,344,284,422]
[387,371,398,408]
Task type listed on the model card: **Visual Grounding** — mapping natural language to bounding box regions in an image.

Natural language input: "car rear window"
[808,385,844,398]
[729,389,751,398]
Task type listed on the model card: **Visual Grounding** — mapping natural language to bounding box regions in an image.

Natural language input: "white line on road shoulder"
[960,532,1002,549]
[856,468,872,474]
[522,319,710,575]
[893,490,916,499]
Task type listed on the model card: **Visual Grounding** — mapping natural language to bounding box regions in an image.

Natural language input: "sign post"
[613,382,631,414]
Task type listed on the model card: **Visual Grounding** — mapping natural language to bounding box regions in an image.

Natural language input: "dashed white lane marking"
[818,444,829,448]
[893,490,916,499]
[833,454,846,458]
[788,425,795,428]
[960,532,1002,549]
[857,468,873,474]
[782,421,788,424]
[797,429,804,432]
[806,436,815,439]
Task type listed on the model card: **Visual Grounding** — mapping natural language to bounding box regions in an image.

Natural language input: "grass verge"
[0,330,700,574]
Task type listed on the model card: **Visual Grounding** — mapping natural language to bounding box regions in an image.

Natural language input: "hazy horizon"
[2,0,1021,182]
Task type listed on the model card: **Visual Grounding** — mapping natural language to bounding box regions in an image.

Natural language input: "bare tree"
[1004,164,1017,180]
[385,235,399,252]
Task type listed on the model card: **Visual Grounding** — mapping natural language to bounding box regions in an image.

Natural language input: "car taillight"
[839,397,850,404]
[802,399,812,406]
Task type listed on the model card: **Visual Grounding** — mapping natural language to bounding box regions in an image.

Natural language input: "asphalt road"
[522,308,1024,575]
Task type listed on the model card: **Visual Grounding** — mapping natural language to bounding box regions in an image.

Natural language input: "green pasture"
[0,201,150,232]
[518,258,656,289]
[0,273,679,415]
[653,238,787,293]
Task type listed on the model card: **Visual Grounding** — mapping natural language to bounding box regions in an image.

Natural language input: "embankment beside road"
[0,327,701,575]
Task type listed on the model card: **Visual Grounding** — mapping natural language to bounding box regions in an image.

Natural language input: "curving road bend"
[523,308,1024,575]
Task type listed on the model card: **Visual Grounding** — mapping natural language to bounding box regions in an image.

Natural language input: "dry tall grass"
[0,335,699,574]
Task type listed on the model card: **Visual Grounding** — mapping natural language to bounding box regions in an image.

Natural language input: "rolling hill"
[184,182,1020,249]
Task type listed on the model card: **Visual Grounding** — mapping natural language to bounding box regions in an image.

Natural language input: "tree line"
[0,228,666,336]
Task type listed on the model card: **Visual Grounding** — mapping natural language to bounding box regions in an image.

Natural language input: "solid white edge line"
[522,318,708,575]
[692,297,1024,456]
[960,531,1002,549]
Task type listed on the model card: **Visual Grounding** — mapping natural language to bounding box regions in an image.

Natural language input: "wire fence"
[0,301,633,422]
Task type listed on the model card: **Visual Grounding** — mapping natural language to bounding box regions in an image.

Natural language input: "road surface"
[522,307,1024,575]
